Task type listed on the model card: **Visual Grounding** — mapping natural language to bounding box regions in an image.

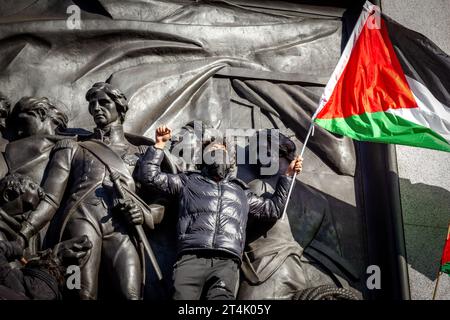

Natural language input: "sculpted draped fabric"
[0,0,355,174]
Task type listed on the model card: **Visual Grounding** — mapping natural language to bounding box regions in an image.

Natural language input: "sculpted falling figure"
[0,97,69,253]
[17,82,164,299]
[0,174,44,242]
[0,173,93,300]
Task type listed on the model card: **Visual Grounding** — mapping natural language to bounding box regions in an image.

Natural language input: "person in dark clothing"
[139,125,302,300]
[0,236,92,300]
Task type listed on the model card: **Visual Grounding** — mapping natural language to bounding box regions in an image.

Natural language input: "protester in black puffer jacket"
[139,125,303,300]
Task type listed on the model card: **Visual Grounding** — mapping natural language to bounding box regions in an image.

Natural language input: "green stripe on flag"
[315,111,450,152]
[442,262,450,275]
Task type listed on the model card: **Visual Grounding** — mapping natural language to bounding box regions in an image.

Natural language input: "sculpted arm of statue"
[246,157,302,222]
[138,125,184,196]
[19,140,76,244]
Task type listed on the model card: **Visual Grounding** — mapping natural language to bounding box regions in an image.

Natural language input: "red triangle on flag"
[316,16,418,120]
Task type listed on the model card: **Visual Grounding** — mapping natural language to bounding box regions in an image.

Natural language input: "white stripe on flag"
[314,1,379,120]
[386,76,450,143]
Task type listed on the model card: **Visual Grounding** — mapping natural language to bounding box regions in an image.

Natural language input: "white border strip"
[313,1,379,120]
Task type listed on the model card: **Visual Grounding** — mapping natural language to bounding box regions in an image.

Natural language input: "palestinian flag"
[314,1,450,152]
[441,225,450,275]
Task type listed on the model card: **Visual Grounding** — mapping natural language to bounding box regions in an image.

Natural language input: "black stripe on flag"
[383,14,450,110]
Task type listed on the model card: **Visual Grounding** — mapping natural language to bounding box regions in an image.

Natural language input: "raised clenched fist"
[155,125,172,149]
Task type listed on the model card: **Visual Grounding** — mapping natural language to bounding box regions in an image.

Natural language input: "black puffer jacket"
[139,146,292,260]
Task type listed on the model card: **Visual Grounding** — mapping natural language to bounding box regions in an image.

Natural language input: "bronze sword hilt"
[110,172,163,281]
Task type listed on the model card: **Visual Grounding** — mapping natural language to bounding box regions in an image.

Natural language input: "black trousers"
[173,253,240,300]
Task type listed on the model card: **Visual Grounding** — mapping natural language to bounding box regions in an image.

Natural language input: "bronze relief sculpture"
[0,1,380,300]
[16,83,164,299]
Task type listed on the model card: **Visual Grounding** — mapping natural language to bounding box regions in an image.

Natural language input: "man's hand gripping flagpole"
[281,122,315,217]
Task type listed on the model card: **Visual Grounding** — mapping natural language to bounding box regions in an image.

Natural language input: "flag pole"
[281,122,315,217]
[432,223,450,300]
[432,271,441,300]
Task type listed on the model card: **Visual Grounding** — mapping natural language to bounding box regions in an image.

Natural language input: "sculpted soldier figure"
[138,125,302,300]
[1,97,69,184]
[17,82,164,300]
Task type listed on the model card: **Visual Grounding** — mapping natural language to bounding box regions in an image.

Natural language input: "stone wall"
[382,0,450,300]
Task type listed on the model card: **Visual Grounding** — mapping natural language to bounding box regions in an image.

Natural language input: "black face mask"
[205,162,231,180]
[203,149,232,180]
